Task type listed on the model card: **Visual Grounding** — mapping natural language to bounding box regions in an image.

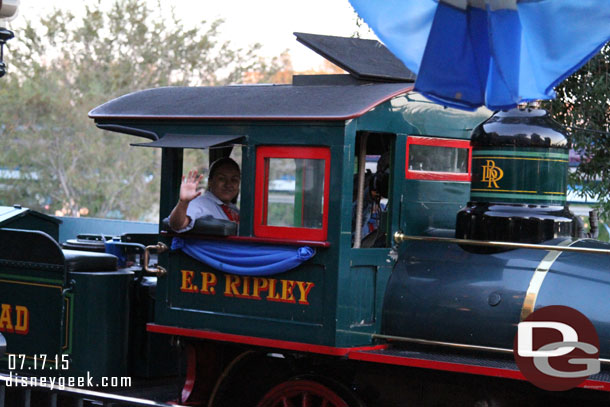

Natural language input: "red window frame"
[254,146,331,241]
[405,136,472,181]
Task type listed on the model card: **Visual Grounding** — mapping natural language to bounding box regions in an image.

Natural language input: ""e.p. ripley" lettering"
[179,270,315,305]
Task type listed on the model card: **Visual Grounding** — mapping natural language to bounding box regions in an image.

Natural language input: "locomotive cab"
[85,33,508,406]
[88,33,492,353]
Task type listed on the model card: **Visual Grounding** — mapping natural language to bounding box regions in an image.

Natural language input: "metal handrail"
[371,333,610,364]
[394,232,610,255]
[143,242,168,277]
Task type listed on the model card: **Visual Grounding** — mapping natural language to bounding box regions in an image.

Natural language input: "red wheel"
[256,379,351,407]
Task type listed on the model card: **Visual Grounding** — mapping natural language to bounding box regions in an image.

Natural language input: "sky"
[13,0,377,71]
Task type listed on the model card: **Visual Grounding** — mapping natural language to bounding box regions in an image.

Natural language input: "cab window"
[405,136,471,181]
[254,146,330,241]
[182,147,242,201]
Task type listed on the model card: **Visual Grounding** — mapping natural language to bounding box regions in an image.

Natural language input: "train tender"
[2,33,610,406]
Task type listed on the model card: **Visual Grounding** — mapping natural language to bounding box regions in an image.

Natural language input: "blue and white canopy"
[349,0,610,110]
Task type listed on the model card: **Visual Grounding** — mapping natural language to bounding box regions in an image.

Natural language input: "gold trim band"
[471,188,537,193]
[392,234,610,256]
[520,239,575,321]
[473,156,568,163]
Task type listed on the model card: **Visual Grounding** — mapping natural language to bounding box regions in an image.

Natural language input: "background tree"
[0,0,284,220]
[545,43,610,219]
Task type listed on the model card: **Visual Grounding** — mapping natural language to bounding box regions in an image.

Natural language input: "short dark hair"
[208,157,240,180]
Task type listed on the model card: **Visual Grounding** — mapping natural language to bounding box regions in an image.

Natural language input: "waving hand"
[180,170,204,203]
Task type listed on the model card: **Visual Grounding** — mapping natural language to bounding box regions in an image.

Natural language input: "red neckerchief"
[220,204,239,223]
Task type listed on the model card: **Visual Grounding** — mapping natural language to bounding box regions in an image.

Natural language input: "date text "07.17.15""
[8,354,69,371]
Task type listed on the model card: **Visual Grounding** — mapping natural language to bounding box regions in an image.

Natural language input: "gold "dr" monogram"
[481,160,504,188]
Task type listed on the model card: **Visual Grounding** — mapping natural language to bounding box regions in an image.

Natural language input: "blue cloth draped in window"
[171,238,315,276]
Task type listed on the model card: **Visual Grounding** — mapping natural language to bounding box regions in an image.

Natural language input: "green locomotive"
[1,33,610,406]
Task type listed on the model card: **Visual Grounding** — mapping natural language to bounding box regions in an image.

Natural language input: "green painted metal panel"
[293,163,304,226]
[153,121,346,346]
[240,144,255,236]
[168,253,323,315]
[354,93,491,138]
[0,257,71,376]
[0,276,65,362]
[335,249,395,346]
[341,266,376,324]
[155,248,335,345]
[160,148,184,226]
[400,179,470,235]
[69,270,133,379]
[107,92,494,349]
[471,147,568,205]
[340,122,357,247]
[391,135,408,237]
[351,96,490,239]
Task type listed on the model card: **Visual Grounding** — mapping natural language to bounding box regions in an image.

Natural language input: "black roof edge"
[96,124,159,140]
[131,134,244,149]
[88,83,414,121]
[292,74,374,86]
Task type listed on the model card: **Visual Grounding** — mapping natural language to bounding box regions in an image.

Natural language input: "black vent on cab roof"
[294,32,416,83]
